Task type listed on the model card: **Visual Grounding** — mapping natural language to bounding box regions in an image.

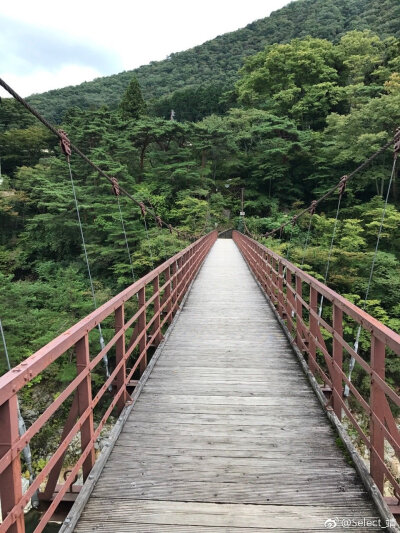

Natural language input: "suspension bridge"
[0,78,400,532]
[0,231,399,532]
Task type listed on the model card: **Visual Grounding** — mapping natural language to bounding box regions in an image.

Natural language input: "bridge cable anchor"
[110,177,120,196]
[309,200,318,216]
[338,175,348,198]
[58,129,72,161]
[139,202,147,217]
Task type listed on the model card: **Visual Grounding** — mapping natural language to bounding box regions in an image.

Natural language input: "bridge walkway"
[73,239,381,532]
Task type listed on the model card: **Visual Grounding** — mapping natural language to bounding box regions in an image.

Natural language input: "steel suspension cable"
[263,130,400,239]
[344,156,398,396]
[67,161,111,386]
[300,215,314,268]
[285,223,295,261]
[116,195,136,283]
[0,77,194,240]
[158,222,168,260]
[142,215,155,269]
[318,189,344,317]
[148,199,168,259]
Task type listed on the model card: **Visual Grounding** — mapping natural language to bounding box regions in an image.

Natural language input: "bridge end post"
[0,395,25,533]
[76,335,95,480]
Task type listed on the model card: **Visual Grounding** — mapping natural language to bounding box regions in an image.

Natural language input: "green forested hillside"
[26,0,400,123]
[1,0,400,469]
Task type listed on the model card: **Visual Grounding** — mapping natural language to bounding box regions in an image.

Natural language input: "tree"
[236,37,344,129]
[336,30,385,85]
[119,77,146,120]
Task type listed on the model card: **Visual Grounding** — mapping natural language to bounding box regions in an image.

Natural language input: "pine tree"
[119,77,147,120]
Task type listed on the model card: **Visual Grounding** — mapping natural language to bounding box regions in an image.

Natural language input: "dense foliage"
[1,1,400,467]
[25,0,400,123]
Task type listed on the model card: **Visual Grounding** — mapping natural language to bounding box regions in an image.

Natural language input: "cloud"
[0,16,121,75]
[0,1,292,97]
[1,66,104,97]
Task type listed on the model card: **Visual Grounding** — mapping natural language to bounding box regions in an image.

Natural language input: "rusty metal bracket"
[338,175,348,197]
[111,177,120,196]
[139,202,146,217]
[59,129,72,161]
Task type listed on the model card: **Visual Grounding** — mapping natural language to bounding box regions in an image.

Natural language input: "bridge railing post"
[181,252,187,294]
[261,251,268,292]
[152,275,162,346]
[0,395,24,533]
[273,257,279,306]
[295,275,303,346]
[370,334,386,493]
[186,248,193,290]
[164,265,172,324]
[285,267,295,333]
[171,261,178,317]
[260,250,267,291]
[138,287,147,375]
[176,257,183,308]
[332,303,343,420]
[76,334,95,480]
[256,245,263,285]
[266,254,273,300]
[277,262,284,317]
[115,304,128,413]
[308,286,318,376]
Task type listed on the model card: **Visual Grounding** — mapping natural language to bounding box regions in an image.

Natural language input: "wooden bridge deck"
[73,239,382,532]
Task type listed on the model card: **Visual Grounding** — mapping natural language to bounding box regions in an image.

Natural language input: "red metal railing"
[0,231,217,533]
[233,231,400,512]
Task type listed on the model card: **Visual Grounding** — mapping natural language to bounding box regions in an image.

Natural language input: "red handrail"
[0,231,217,533]
[233,230,400,507]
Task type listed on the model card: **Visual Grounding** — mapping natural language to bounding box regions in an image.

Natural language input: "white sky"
[0,0,292,97]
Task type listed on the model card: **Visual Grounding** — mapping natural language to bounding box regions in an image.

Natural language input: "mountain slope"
[27,0,400,122]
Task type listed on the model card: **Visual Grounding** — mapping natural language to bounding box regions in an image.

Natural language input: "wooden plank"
[72,240,383,532]
[75,525,380,533]
[135,393,316,406]
[76,500,382,530]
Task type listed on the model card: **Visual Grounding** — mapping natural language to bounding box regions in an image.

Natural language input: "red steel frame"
[0,231,217,533]
[234,231,400,514]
